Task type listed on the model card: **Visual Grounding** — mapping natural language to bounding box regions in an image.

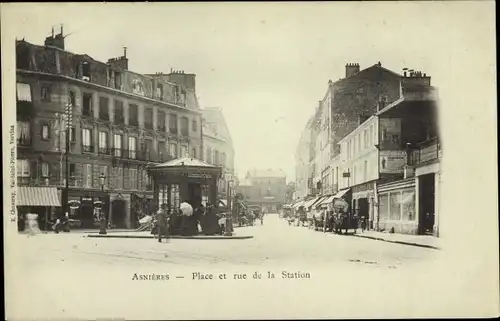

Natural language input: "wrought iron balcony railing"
[82,145,94,153]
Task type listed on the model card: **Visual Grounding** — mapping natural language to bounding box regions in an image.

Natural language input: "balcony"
[82,145,94,153]
[99,113,110,121]
[98,147,109,155]
[409,137,441,166]
[111,148,171,163]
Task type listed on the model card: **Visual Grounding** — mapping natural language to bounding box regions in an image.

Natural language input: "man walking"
[155,204,169,243]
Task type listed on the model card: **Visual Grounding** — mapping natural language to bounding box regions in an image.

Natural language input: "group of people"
[152,201,232,242]
[288,207,367,234]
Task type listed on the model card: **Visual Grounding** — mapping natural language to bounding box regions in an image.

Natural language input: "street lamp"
[99,173,107,235]
[62,103,73,219]
[224,179,234,236]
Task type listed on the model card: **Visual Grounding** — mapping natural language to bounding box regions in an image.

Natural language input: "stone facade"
[16,33,202,229]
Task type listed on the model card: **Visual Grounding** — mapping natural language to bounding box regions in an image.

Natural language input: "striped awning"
[16,83,32,102]
[17,187,61,207]
[319,195,335,206]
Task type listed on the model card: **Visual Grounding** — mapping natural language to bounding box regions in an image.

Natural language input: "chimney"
[60,24,64,36]
[345,63,360,78]
[123,46,127,58]
[52,27,54,37]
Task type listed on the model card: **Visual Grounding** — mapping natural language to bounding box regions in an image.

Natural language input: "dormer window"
[82,62,90,81]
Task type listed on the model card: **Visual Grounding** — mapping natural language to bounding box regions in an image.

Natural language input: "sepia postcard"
[2,2,498,320]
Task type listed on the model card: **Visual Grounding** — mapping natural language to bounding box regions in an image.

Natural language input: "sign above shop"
[380,150,405,174]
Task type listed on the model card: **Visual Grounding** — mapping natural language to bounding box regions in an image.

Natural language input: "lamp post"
[99,172,107,235]
[62,103,73,219]
[224,179,234,236]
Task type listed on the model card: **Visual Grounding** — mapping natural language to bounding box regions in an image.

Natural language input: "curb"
[351,234,440,250]
[86,234,254,240]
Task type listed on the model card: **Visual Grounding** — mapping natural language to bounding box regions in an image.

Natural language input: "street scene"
[4,2,498,320]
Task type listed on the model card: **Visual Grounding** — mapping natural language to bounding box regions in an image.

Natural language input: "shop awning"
[236,200,247,209]
[219,199,227,207]
[303,197,321,209]
[17,187,61,207]
[319,195,335,206]
[334,189,351,199]
[313,196,329,208]
[293,201,304,209]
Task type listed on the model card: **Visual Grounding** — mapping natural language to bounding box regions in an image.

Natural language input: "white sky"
[3,2,495,182]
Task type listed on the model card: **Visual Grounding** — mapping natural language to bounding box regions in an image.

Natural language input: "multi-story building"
[16,28,202,229]
[200,107,235,200]
[242,169,287,212]
[295,62,402,204]
[338,70,439,234]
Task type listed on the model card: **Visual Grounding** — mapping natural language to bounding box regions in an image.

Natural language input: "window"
[17,159,30,177]
[114,134,123,157]
[144,108,153,129]
[180,117,189,136]
[17,83,32,102]
[157,110,166,132]
[169,114,178,134]
[69,91,76,107]
[99,97,109,120]
[82,93,92,117]
[129,167,138,190]
[114,166,124,190]
[82,62,91,80]
[389,192,402,221]
[192,120,197,132]
[41,162,50,178]
[170,143,177,158]
[99,131,108,154]
[192,148,196,159]
[69,127,76,142]
[82,128,93,152]
[379,194,389,221]
[17,121,31,145]
[214,150,219,165]
[67,163,77,187]
[41,86,51,101]
[158,141,166,161]
[129,104,138,126]
[352,166,356,185]
[129,136,137,159]
[114,100,124,124]
[114,71,122,90]
[206,147,212,163]
[39,123,50,140]
[156,83,164,100]
[83,164,93,188]
[144,139,153,159]
[401,190,416,221]
[99,165,109,189]
[180,145,187,157]
[363,160,368,181]
[364,130,368,149]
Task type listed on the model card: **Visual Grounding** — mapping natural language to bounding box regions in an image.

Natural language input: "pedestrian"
[360,215,366,232]
[155,204,169,243]
[260,212,264,225]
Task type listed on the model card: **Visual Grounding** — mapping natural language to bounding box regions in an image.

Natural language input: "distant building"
[240,169,287,212]
[16,27,202,230]
[200,107,235,201]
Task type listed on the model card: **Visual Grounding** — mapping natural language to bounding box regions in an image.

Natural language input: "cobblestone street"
[8,215,459,320]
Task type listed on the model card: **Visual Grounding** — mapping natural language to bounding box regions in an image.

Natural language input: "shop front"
[377,178,417,234]
[67,191,110,229]
[17,186,61,232]
[351,181,376,230]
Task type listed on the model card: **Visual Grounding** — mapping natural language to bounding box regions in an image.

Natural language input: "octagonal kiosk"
[147,157,223,235]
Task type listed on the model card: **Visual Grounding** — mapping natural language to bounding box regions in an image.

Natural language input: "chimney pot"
[60,24,63,36]
[123,47,127,58]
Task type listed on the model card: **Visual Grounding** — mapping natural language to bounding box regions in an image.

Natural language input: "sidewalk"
[85,231,253,240]
[351,230,440,250]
